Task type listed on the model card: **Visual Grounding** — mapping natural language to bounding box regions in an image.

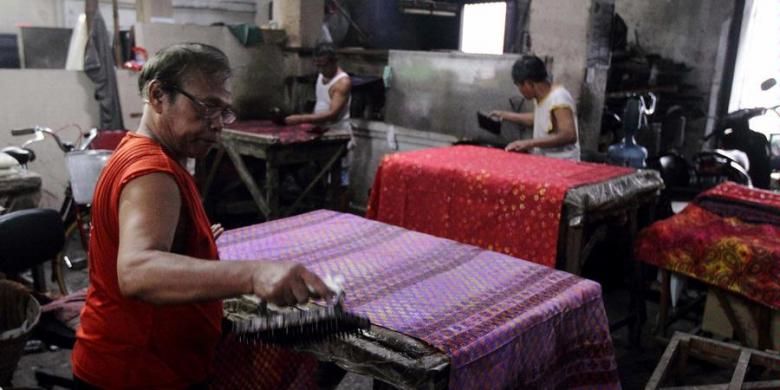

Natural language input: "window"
[729,0,780,136]
[460,2,507,55]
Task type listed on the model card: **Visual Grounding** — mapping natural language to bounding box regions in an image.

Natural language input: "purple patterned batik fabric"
[218,210,621,390]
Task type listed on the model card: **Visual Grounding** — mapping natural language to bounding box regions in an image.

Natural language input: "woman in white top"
[284,43,352,130]
[490,55,580,161]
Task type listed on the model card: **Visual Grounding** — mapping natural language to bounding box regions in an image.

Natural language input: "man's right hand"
[250,262,334,306]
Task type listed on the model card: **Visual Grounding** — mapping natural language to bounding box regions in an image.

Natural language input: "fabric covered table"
[200,120,351,220]
[367,145,662,272]
[637,182,780,310]
[215,210,620,389]
[637,182,780,349]
[226,120,327,144]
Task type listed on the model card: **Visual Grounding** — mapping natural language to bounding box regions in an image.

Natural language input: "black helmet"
[511,55,548,84]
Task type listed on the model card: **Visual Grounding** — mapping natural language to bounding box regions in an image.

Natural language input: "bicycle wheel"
[51,195,91,295]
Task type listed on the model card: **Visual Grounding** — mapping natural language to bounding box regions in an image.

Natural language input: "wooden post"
[85,0,98,35]
[113,0,122,66]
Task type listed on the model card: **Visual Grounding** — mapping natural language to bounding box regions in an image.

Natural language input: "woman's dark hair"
[511,55,548,84]
[138,43,232,99]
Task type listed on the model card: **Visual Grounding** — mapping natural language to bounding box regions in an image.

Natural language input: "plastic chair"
[0,209,64,293]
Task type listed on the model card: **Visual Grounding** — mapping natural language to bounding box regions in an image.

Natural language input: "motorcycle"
[649,78,778,200]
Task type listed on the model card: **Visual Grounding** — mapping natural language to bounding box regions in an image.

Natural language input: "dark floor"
[7,228,736,390]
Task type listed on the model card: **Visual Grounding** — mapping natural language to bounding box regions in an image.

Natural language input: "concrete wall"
[528,0,591,102]
[134,22,286,119]
[615,0,736,151]
[349,120,458,211]
[117,69,143,130]
[2,0,259,34]
[173,7,255,26]
[527,0,612,153]
[0,0,64,34]
[338,0,460,51]
[255,0,272,26]
[384,50,527,144]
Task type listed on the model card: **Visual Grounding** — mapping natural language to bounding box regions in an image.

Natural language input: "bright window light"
[729,0,780,136]
[460,2,507,55]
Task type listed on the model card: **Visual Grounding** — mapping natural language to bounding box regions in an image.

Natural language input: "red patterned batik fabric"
[366,145,633,267]
[227,120,325,144]
[636,182,780,309]
[211,335,318,390]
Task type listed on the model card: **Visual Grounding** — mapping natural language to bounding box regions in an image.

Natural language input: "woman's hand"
[505,139,534,153]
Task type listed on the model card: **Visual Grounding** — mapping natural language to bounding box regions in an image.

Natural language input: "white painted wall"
[2,0,259,34]
[0,70,98,208]
[0,69,140,208]
[0,0,64,34]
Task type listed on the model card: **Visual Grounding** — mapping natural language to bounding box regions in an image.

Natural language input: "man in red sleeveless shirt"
[72,43,333,389]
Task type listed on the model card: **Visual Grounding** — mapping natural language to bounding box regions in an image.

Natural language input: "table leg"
[266,159,279,220]
[753,305,772,351]
[564,222,584,275]
[223,144,271,218]
[627,207,646,347]
[328,151,344,210]
[284,145,345,217]
[200,146,224,198]
[655,269,671,337]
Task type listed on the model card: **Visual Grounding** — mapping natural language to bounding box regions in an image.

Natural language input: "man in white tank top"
[284,43,352,131]
[490,55,580,161]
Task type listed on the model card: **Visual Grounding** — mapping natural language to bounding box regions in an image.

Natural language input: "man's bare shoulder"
[333,75,352,93]
[120,172,180,205]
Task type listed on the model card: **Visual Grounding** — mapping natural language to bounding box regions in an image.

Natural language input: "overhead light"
[399,0,459,17]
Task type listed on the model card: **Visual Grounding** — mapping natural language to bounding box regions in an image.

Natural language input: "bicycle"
[5,126,118,294]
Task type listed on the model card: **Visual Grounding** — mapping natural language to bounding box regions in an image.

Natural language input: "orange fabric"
[72,133,221,389]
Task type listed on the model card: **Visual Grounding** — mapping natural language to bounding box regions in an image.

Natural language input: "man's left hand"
[211,224,224,240]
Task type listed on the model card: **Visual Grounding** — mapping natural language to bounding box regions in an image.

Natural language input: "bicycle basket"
[66,150,112,205]
[0,280,41,386]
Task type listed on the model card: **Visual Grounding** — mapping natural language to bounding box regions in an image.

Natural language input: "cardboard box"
[701,287,780,350]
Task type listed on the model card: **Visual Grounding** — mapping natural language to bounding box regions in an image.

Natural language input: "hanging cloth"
[84,10,124,130]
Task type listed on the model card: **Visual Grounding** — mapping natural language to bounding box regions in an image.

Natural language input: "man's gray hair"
[138,42,232,99]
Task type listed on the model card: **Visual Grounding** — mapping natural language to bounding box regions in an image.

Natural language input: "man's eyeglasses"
[172,86,236,125]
